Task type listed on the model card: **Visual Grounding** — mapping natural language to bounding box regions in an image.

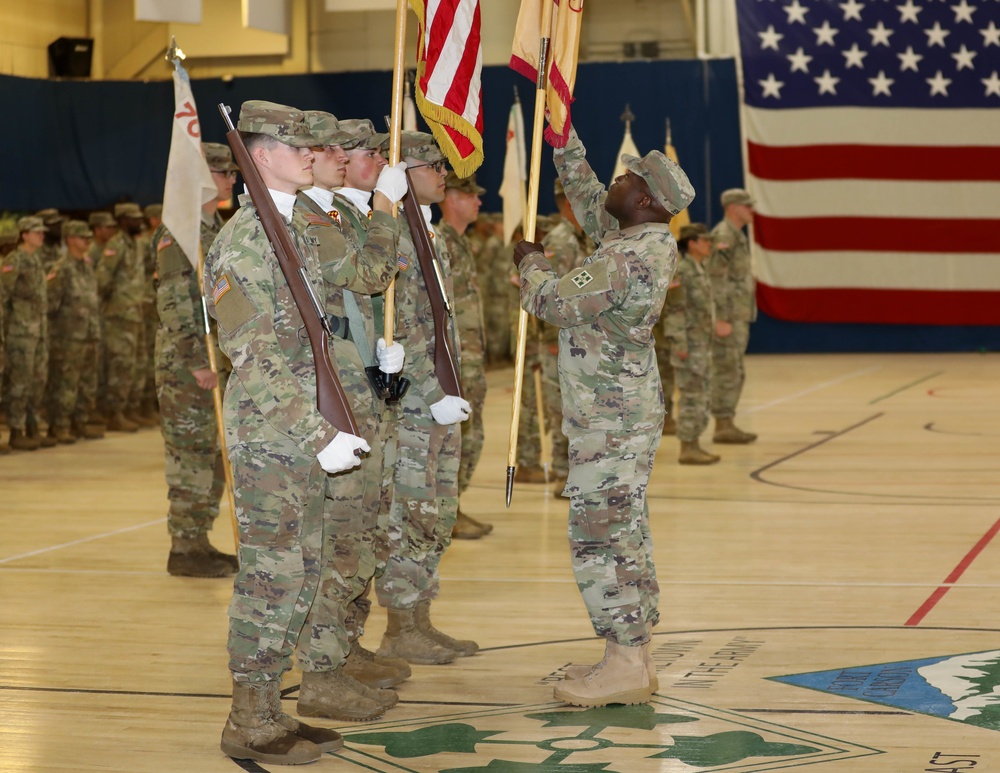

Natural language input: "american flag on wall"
[736,0,1000,325]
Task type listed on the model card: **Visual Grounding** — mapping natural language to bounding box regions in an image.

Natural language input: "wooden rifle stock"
[218,104,360,437]
[399,171,463,398]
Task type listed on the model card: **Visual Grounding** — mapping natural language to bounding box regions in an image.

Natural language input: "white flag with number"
[499,98,526,246]
[162,57,217,268]
[611,121,640,185]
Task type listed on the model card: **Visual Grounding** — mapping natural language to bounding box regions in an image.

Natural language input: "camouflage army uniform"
[474,225,511,366]
[96,228,144,416]
[293,186,399,671]
[662,250,714,442]
[46,247,100,432]
[1,244,47,433]
[136,228,160,415]
[154,214,230,541]
[206,195,341,684]
[519,131,688,647]
[375,204,462,611]
[438,220,486,495]
[707,217,754,419]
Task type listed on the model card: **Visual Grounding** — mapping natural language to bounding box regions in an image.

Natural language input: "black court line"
[734,708,910,715]
[868,370,943,405]
[230,759,269,773]
[924,421,1000,437]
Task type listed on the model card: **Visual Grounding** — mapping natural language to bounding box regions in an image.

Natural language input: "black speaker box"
[48,37,94,79]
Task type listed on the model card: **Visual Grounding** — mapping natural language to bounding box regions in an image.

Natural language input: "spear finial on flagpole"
[165,35,185,63]
[514,84,521,104]
[620,103,635,127]
[666,116,673,147]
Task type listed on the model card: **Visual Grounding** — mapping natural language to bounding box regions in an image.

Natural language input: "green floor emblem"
[333,698,881,771]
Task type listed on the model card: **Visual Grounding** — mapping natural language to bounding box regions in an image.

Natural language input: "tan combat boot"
[264,682,343,753]
[553,641,655,708]
[713,417,757,444]
[563,639,611,680]
[563,635,659,686]
[106,412,139,433]
[195,531,239,572]
[452,510,491,540]
[9,428,39,451]
[296,668,392,722]
[73,418,104,439]
[678,439,721,465]
[662,415,677,436]
[513,465,548,483]
[343,640,405,688]
[373,649,411,680]
[49,425,76,445]
[220,678,322,765]
[167,536,236,578]
[415,600,478,656]
[378,607,457,665]
[0,439,9,455]
[28,422,57,448]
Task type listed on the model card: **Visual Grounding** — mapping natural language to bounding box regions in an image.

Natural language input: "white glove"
[376,337,405,374]
[317,432,371,474]
[374,161,409,204]
[430,395,471,425]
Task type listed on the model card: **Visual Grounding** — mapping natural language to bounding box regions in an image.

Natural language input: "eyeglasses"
[409,160,447,174]
[212,170,238,180]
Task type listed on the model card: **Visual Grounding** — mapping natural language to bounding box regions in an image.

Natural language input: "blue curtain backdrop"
[1,59,997,352]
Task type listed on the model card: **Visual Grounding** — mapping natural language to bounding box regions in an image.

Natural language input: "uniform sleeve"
[156,231,210,372]
[207,235,338,456]
[95,242,122,301]
[45,265,64,316]
[662,283,687,353]
[706,241,734,324]
[312,209,399,295]
[441,228,485,358]
[519,249,628,329]
[553,128,619,245]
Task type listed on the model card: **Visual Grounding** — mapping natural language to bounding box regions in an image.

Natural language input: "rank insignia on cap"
[213,275,231,304]
[397,253,409,271]
[571,270,594,289]
[156,235,173,251]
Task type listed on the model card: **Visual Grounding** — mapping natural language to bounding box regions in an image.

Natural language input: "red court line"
[905,514,1000,626]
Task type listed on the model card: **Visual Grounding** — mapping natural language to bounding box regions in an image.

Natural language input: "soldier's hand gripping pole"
[507,0,554,507]
[218,104,361,441]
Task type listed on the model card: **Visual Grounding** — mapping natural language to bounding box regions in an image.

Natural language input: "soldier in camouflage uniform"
[88,212,117,262]
[83,211,116,436]
[45,221,101,444]
[137,203,162,421]
[291,111,408,722]
[707,188,758,444]
[473,214,511,368]
[35,209,65,271]
[516,127,694,708]
[1,217,49,451]
[375,131,477,667]
[154,144,238,579]
[97,202,146,433]
[663,223,720,465]
[438,170,494,539]
[205,101,366,766]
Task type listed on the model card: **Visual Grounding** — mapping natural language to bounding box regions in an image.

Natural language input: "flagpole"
[384,0,410,346]
[506,0,554,507]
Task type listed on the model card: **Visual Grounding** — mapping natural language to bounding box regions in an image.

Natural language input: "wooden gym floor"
[3,352,1000,772]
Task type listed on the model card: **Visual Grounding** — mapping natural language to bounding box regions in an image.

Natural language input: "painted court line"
[0,518,165,565]
[744,364,883,414]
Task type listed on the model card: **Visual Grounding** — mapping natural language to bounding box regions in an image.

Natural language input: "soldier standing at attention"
[291,110,407,722]
[1,217,49,451]
[88,212,117,262]
[97,202,146,433]
[664,223,720,465]
[473,213,511,368]
[375,131,476,667]
[154,143,239,579]
[35,209,65,271]
[438,170,494,539]
[515,126,694,708]
[205,101,368,765]
[45,220,101,445]
[708,188,757,444]
[137,203,163,422]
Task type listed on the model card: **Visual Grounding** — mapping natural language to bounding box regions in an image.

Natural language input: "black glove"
[513,239,545,269]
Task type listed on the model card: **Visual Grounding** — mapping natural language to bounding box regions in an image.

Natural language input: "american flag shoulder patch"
[46,271,57,282]
[571,270,594,289]
[398,253,409,271]
[212,275,231,304]
[1,265,13,274]
[156,234,173,251]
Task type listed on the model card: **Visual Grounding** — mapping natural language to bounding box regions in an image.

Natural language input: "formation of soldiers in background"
[0,185,757,466]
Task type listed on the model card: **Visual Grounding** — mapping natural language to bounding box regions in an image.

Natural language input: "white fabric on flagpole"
[161,58,217,269]
[611,122,640,186]
[500,99,526,246]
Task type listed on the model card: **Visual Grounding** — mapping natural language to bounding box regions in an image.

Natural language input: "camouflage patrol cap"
[114,202,143,219]
[203,142,238,173]
[63,220,94,239]
[444,170,486,195]
[621,150,695,216]
[144,204,163,220]
[678,223,709,241]
[302,110,355,147]
[237,100,317,147]
[338,119,390,150]
[720,188,755,208]
[17,216,45,233]
[398,131,444,163]
[35,208,63,225]
[89,211,116,228]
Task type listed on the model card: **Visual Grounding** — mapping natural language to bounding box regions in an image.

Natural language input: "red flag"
[409,0,484,177]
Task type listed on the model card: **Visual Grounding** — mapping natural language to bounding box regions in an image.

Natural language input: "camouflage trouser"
[540,344,569,478]
[127,314,147,413]
[653,326,675,417]
[47,339,96,429]
[155,355,226,538]
[376,394,460,610]
[711,321,750,419]
[102,318,140,413]
[77,344,98,422]
[458,352,486,494]
[516,343,542,468]
[227,441,329,682]
[483,296,511,367]
[566,428,661,646]
[671,344,711,443]
[3,334,46,430]
[298,403,388,671]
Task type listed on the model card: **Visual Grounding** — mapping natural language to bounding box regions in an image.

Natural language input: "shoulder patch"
[103,248,116,257]
[212,275,231,304]
[715,241,731,250]
[397,253,409,271]
[46,271,57,282]
[1,265,13,273]
[669,278,682,289]
[213,276,258,333]
[84,256,93,266]
[156,234,173,251]
[571,269,594,289]
[560,262,611,297]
